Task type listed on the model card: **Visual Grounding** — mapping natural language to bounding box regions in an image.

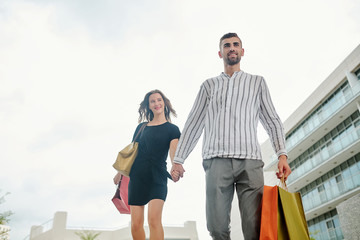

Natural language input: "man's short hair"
[219,33,242,49]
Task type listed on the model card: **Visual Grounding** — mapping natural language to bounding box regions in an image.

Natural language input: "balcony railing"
[302,172,360,212]
[286,81,360,152]
[288,124,360,184]
[309,227,344,240]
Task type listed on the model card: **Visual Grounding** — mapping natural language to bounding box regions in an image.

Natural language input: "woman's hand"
[171,169,180,182]
[113,172,122,185]
[171,163,185,182]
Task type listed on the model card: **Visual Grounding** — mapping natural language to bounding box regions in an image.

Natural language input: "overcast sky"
[1,0,359,239]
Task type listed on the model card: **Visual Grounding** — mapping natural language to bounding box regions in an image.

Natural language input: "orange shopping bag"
[259,185,278,239]
[260,180,310,240]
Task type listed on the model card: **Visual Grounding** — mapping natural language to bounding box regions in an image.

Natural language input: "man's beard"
[225,56,241,65]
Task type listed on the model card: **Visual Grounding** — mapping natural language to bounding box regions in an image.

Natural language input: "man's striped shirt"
[174,71,287,164]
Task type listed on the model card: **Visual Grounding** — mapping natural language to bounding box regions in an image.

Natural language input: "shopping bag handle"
[116,175,124,191]
[278,176,288,191]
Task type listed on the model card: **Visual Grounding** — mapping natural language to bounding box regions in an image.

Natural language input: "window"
[303,122,310,135]
[342,84,352,101]
[355,68,360,80]
[326,220,336,240]
[318,184,327,203]
[335,174,342,183]
[335,174,345,193]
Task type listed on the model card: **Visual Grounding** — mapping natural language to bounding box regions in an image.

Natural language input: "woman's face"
[148,93,165,115]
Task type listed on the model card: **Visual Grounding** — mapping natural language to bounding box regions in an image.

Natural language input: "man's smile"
[228,52,237,57]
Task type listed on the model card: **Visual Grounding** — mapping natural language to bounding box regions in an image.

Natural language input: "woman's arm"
[169,138,179,164]
[169,138,181,181]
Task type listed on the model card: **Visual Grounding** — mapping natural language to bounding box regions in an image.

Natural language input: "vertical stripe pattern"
[174,71,287,164]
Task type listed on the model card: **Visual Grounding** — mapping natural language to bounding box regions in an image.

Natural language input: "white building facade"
[29,212,199,240]
[261,44,360,240]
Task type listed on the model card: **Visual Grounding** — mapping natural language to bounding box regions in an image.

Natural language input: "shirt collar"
[221,70,242,78]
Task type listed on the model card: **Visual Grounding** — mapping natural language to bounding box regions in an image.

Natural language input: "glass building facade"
[288,111,360,184]
[299,153,360,214]
[261,45,360,240]
[286,80,360,152]
[307,210,343,240]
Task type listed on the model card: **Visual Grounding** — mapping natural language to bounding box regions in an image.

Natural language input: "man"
[171,32,291,240]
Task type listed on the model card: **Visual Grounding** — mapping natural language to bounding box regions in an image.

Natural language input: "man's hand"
[276,155,292,181]
[171,163,185,182]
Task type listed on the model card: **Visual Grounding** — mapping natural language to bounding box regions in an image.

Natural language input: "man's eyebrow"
[223,41,241,47]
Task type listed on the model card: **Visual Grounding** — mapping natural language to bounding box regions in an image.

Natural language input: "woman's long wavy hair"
[138,89,177,123]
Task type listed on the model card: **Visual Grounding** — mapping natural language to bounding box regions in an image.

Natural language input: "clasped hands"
[170,155,291,182]
[171,163,185,182]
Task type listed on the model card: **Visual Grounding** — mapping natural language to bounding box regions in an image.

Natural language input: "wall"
[336,193,360,240]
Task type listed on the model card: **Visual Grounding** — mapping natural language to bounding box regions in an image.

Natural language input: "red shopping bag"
[111,175,130,214]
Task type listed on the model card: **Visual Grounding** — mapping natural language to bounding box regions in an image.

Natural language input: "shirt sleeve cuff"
[173,157,185,164]
[276,150,288,159]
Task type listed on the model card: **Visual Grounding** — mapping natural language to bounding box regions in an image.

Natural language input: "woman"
[113,89,181,240]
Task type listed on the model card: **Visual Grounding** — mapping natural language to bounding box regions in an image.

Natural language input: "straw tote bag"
[112,123,147,177]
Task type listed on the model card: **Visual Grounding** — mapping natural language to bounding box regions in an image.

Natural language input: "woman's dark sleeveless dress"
[128,122,180,205]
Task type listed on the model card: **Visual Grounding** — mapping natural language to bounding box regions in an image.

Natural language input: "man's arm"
[258,78,291,179]
[171,84,209,181]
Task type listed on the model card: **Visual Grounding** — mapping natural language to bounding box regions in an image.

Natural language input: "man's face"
[218,37,244,66]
